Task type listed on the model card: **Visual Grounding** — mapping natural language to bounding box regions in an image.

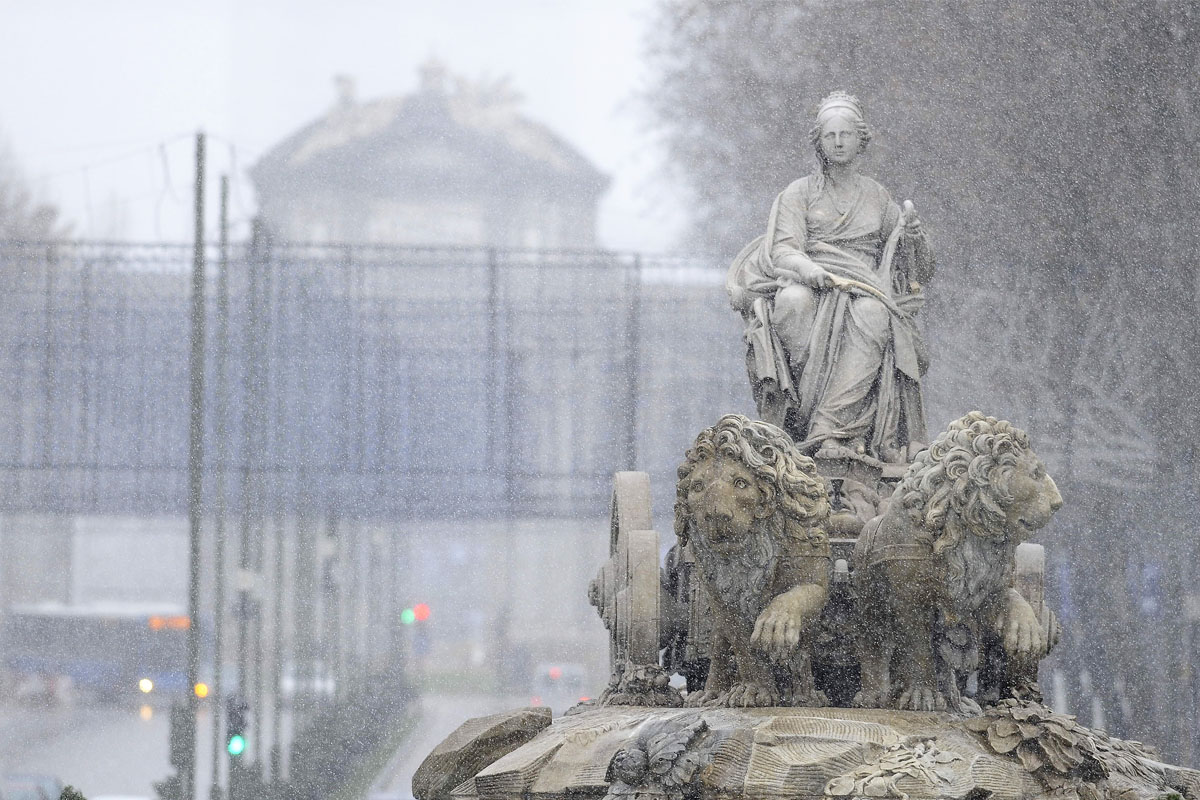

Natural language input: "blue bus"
[1,602,196,698]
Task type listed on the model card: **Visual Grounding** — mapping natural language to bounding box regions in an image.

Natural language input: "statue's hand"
[774,255,834,289]
[901,199,923,234]
[776,266,831,289]
[1001,589,1047,658]
[802,266,835,290]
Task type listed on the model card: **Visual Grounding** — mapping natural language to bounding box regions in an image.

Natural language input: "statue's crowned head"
[816,91,865,124]
[809,90,873,170]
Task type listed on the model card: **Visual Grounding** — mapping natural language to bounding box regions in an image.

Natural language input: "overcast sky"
[0,0,686,250]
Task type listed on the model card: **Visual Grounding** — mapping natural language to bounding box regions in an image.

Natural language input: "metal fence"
[0,239,750,521]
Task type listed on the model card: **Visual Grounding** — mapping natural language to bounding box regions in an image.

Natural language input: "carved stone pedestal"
[414,704,1200,800]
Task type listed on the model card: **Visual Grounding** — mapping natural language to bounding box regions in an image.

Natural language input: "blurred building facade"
[251,62,609,248]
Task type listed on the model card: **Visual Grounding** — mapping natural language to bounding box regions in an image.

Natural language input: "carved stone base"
[597,661,683,708]
[414,704,1200,800]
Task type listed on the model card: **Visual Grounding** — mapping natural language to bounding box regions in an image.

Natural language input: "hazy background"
[0,0,685,249]
[0,1,1198,798]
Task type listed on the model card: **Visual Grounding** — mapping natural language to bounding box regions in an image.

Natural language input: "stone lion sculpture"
[675,414,831,707]
[852,411,1063,712]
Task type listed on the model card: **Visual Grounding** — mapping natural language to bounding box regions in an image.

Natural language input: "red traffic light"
[413,603,431,622]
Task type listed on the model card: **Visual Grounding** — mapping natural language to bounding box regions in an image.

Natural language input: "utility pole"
[269,511,285,782]
[251,224,273,771]
[236,223,263,781]
[623,255,642,472]
[184,130,207,800]
[265,256,283,780]
[209,175,231,800]
[485,248,499,509]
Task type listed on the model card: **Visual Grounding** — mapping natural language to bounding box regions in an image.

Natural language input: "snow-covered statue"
[727,91,935,464]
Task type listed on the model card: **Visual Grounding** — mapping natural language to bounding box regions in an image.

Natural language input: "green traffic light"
[227,734,246,756]
[400,608,416,625]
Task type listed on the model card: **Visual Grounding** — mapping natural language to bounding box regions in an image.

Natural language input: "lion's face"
[1002,452,1062,542]
[681,454,770,550]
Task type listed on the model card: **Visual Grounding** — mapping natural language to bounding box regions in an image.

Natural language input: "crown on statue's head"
[816,91,865,123]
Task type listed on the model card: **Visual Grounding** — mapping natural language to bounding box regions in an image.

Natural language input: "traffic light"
[168,703,194,771]
[226,696,248,758]
[401,602,430,624]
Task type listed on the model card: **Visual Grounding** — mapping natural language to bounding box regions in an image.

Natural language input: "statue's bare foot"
[895,684,947,712]
[684,689,723,708]
[816,438,864,459]
[722,682,779,708]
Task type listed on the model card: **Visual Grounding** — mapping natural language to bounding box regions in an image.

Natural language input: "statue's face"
[683,454,769,546]
[818,114,861,167]
[1003,452,1063,541]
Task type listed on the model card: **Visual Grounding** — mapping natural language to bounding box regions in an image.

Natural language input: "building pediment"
[250,64,608,247]
[253,73,607,199]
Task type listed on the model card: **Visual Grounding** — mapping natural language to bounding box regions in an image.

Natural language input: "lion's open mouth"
[698,514,735,538]
[700,526,737,549]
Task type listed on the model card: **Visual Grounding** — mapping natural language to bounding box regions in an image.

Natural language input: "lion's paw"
[683,689,723,708]
[851,689,887,709]
[896,685,947,712]
[722,682,779,708]
[953,696,982,717]
[942,682,982,717]
[788,688,829,708]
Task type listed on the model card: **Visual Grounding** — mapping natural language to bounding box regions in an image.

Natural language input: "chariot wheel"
[589,471,661,673]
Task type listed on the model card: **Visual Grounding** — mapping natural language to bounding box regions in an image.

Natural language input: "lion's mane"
[674,414,829,537]
[893,411,1041,615]
[896,411,1034,552]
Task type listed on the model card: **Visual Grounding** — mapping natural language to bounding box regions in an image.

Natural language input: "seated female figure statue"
[727,91,935,463]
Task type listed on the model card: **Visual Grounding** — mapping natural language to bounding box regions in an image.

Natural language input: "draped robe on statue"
[726,174,933,460]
